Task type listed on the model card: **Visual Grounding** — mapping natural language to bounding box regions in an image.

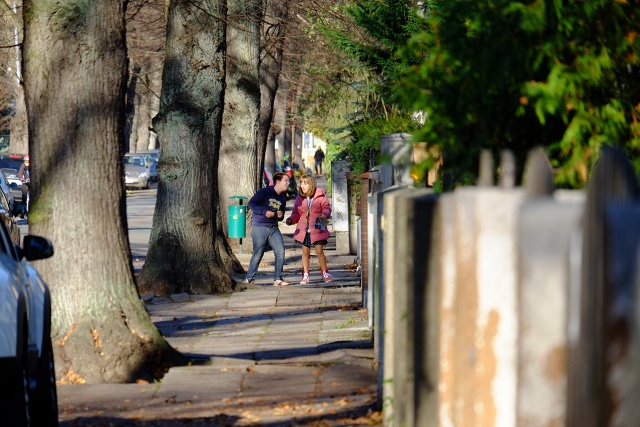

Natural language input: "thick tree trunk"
[22,0,184,383]
[219,0,262,254]
[138,0,242,295]
[258,0,288,179]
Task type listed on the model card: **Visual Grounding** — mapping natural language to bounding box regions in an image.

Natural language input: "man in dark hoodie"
[244,172,291,287]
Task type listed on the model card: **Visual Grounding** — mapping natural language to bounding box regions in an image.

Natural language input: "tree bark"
[259,0,288,178]
[125,0,166,152]
[22,0,184,383]
[273,80,289,163]
[138,0,243,295]
[7,1,27,154]
[218,0,262,254]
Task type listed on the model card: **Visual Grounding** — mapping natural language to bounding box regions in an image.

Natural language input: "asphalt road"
[126,185,158,271]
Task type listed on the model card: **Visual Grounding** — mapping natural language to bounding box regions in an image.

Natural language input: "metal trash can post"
[228,196,248,254]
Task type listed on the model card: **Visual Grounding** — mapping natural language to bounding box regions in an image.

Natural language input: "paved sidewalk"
[58,176,381,426]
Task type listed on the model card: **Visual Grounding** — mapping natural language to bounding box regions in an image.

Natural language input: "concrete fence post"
[382,188,437,427]
[567,146,640,427]
[515,147,584,426]
[436,183,525,426]
[382,188,416,425]
[373,186,408,409]
[331,160,351,255]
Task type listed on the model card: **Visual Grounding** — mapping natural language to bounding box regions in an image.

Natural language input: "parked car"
[2,167,23,202]
[0,154,26,202]
[0,189,20,245]
[124,154,150,189]
[0,153,26,171]
[0,168,22,196]
[0,169,15,211]
[0,221,57,426]
[137,150,159,182]
[138,149,160,167]
[148,160,158,182]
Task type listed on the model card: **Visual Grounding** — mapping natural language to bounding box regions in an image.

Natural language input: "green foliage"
[310,0,423,180]
[522,0,640,187]
[340,113,418,177]
[395,0,640,188]
[322,0,425,107]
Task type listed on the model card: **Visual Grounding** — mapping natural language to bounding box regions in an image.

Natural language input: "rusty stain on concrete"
[477,309,498,427]
[545,345,566,382]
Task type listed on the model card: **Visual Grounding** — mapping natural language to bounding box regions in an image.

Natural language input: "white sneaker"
[274,279,289,287]
[322,271,333,283]
[299,272,310,285]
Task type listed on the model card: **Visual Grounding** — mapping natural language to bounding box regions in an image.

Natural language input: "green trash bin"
[228,196,248,239]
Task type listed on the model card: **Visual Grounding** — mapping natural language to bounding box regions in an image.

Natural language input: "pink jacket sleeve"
[287,196,303,224]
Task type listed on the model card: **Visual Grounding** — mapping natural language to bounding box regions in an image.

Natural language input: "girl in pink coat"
[285,174,333,284]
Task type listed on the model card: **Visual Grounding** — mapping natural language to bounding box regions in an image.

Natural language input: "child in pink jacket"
[285,174,333,284]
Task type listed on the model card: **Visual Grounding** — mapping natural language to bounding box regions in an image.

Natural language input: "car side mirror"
[22,235,54,261]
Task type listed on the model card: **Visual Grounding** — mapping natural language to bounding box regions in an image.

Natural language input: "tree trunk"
[273,81,289,163]
[8,1,27,154]
[133,71,152,152]
[219,0,262,254]
[258,0,288,179]
[125,0,167,152]
[22,0,184,383]
[137,0,243,295]
[124,65,141,152]
[9,86,28,153]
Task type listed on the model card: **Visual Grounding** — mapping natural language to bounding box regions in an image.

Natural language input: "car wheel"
[29,336,59,426]
[0,350,30,426]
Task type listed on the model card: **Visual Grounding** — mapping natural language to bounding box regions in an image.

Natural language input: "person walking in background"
[245,172,291,287]
[314,147,325,175]
[18,155,30,210]
[286,174,333,284]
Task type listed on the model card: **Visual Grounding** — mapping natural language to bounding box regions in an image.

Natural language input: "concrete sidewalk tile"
[209,356,257,368]
[159,366,243,400]
[241,365,318,398]
[317,363,377,396]
[58,383,154,420]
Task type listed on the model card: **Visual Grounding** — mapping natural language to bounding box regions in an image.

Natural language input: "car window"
[0,158,22,170]
[125,156,146,167]
[144,153,159,162]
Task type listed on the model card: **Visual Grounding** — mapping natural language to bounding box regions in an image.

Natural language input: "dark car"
[0,188,20,245]
[0,169,15,212]
[0,153,26,170]
[0,220,57,426]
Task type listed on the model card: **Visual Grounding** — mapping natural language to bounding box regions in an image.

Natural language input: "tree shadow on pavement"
[59,402,382,426]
